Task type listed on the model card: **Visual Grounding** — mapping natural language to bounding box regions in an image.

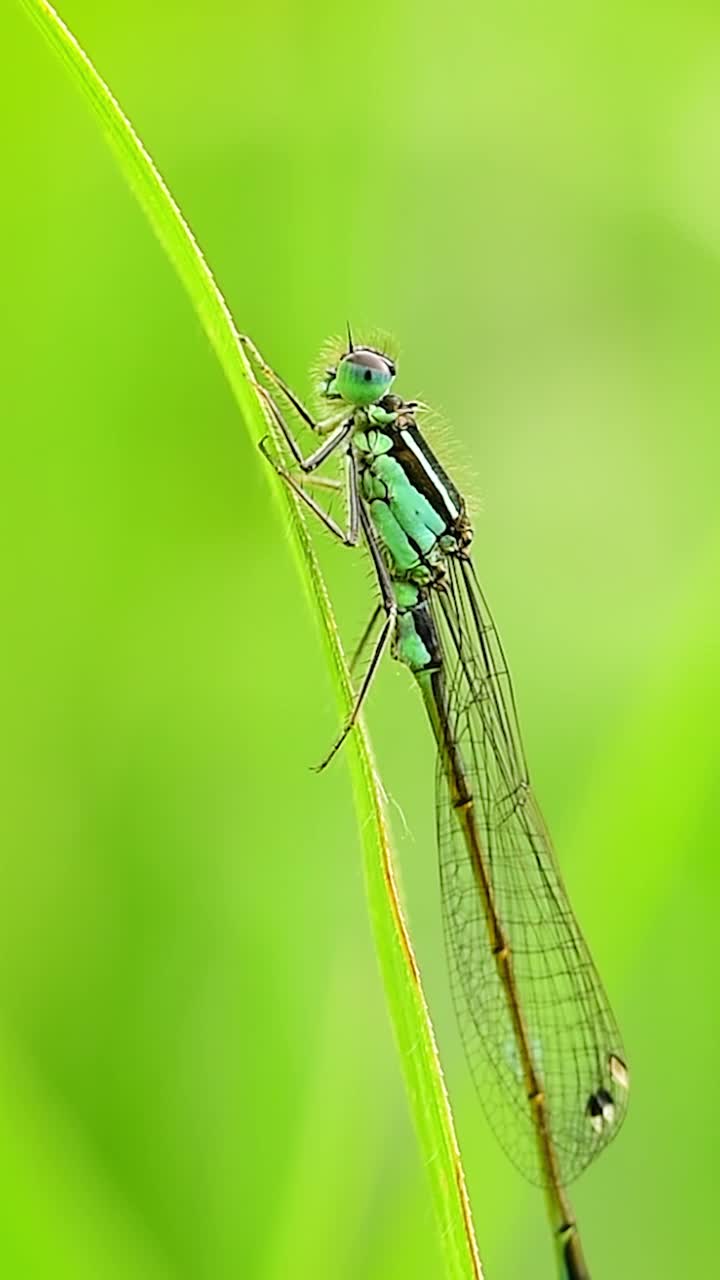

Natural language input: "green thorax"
[353,413,467,589]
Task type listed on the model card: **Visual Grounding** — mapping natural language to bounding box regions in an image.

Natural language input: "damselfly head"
[322,338,396,408]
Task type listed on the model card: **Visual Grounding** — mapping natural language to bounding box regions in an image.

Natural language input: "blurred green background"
[2,1,718,1276]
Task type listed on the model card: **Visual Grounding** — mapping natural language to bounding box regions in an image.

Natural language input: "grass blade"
[18,3,483,1274]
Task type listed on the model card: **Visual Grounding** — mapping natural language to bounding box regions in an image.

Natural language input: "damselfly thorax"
[351,394,473,591]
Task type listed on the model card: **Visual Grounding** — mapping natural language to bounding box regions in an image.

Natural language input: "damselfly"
[242,330,629,1280]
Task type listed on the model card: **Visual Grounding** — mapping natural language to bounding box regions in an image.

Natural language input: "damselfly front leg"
[257,382,354,472]
[240,333,325,436]
[241,333,348,447]
[243,335,360,544]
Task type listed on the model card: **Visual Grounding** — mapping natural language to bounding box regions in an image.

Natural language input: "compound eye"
[335,347,396,405]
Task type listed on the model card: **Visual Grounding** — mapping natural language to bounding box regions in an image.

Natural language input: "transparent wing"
[434,558,629,1186]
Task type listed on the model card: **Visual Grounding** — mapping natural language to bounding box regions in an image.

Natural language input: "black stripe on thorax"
[390,423,464,529]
